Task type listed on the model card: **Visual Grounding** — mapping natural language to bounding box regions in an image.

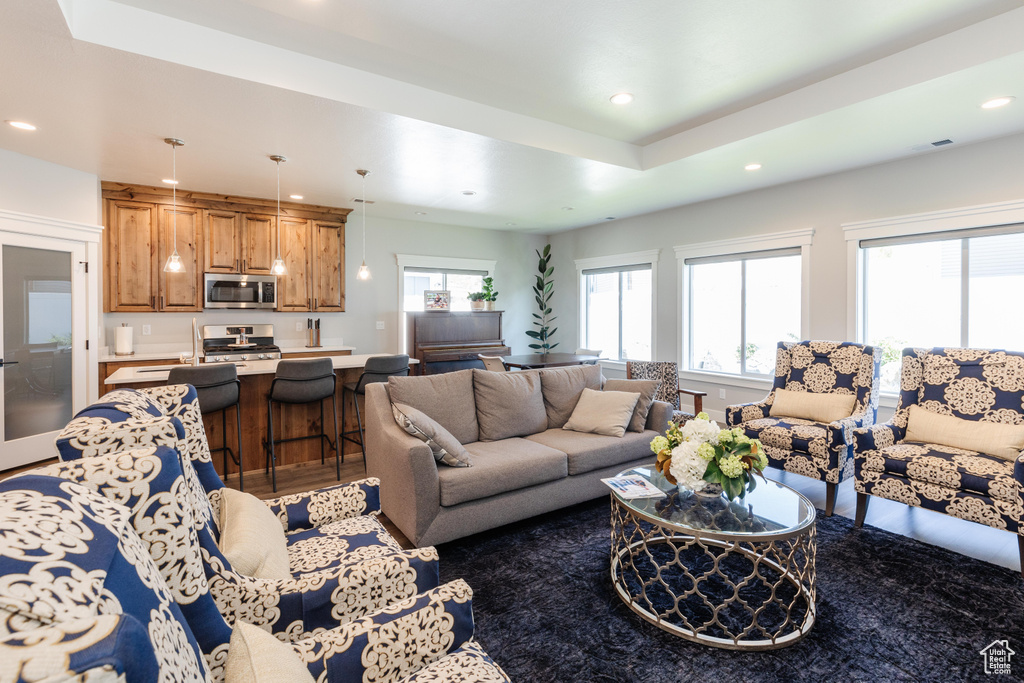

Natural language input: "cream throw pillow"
[563,388,640,438]
[769,388,856,423]
[225,620,315,683]
[905,404,1024,461]
[219,488,291,580]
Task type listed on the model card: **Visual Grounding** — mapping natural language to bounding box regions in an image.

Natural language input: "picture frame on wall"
[424,290,451,311]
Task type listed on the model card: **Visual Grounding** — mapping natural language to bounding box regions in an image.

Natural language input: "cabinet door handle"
[314,298,317,310]
[150,295,155,308]
[307,298,311,310]
[235,258,239,272]
[161,294,165,309]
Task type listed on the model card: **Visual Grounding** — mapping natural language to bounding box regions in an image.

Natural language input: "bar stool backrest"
[167,364,240,414]
[354,354,410,393]
[271,358,336,404]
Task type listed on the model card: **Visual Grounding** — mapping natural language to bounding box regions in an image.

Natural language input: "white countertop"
[99,344,356,363]
[104,353,416,384]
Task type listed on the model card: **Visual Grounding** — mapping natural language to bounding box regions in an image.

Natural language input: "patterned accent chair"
[0,471,509,682]
[626,360,707,423]
[726,341,882,516]
[852,347,1024,576]
[53,388,441,637]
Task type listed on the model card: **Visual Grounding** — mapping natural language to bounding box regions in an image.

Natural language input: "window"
[402,267,486,312]
[581,265,652,361]
[685,251,802,376]
[858,224,1024,392]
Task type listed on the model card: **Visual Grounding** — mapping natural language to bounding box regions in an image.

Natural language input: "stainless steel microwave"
[203,273,277,309]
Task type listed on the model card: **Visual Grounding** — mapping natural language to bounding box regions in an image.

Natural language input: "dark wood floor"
[4,456,1019,570]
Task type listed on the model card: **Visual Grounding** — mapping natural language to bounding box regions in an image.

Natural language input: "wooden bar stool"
[167,364,243,491]
[264,358,339,493]
[342,354,410,470]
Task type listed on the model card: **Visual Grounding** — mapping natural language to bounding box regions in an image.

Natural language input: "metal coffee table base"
[610,498,817,651]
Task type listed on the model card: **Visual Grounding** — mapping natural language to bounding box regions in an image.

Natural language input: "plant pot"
[484,300,495,311]
[470,301,486,311]
[693,481,724,499]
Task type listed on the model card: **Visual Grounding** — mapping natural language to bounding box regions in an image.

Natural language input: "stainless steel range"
[201,324,282,363]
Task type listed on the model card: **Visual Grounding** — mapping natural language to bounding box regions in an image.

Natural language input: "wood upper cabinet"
[241,213,276,274]
[158,205,203,311]
[205,210,240,273]
[277,217,312,311]
[312,220,345,312]
[106,200,158,311]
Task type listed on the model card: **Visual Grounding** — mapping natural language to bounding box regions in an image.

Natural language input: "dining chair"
[478,355,508,372]
[574,348,602,364]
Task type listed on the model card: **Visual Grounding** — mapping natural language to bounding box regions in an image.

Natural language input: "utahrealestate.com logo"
[980,640,1015,675]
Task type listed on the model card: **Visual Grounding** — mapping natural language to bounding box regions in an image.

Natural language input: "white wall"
[549,131,1024,419]
[104,215,548,355]
[0,148,100,225]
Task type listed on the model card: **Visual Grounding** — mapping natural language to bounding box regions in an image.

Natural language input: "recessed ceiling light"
[6,120,36,131]
[415,211,427,215]
[605,217,616,220]
[461,190,476,196]
[506,222,517,226]
[744,163,762,171]
[562,206,574,211]
[610,93,634,105]
[161,178,179,185]
[289,194,303,200]
[981,96,1015,109]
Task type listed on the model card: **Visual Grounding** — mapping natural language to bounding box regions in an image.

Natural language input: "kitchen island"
[104,354,417,481]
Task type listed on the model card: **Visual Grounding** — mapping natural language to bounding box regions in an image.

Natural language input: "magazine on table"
[601,475,666,499]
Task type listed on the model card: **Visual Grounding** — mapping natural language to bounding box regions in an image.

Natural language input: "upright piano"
[406,311,511,375]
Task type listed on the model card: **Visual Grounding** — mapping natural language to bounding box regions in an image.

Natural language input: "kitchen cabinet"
[277,217,312,311]
[106,200,158,311]
[101,183,350,313]
[157,204,203,311]
[312,220,345,312]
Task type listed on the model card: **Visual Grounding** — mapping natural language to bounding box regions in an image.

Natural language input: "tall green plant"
[527,244,557,353]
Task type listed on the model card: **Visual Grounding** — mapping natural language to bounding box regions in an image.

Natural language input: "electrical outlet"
[142,325,151,336]
[295,321,304,332]
[718,389,726,400]
[376,321,385,330]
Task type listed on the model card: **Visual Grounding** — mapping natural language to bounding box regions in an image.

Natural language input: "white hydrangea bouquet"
[650,412,768,500]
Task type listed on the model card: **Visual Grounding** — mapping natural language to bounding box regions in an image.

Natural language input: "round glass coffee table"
[610,465,816,650]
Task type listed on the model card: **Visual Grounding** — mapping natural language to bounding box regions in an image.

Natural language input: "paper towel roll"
[115,326,134,356]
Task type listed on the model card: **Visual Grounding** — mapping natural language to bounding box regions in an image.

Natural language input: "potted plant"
[468,291,487,311]
[527,244,557,353]
[482,277,498,310]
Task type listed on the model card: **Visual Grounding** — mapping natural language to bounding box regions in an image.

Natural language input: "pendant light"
[270,154,287,276]
[162,138,185,273]
[356,169,371,280]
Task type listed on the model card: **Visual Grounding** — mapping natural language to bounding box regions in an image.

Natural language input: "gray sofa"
[365,365,671,547]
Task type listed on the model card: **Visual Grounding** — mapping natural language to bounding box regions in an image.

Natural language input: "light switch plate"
[142,325,151,336]
[718,389,726,400]
[376,321,385,330]
[295,321,304,331]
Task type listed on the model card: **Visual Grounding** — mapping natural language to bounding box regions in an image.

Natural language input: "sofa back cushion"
[388,369,479,444]
[769,388,856,424]
[603,379,661,432]
[905,404,1024,461]
[538,364,604,429]
[473,369,548,441]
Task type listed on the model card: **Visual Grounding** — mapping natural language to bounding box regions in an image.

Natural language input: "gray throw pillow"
[473,369,548,441]
[391,402,472,467]
[604,378,662,432]
[388,369,478,444]
[537,364,604,429]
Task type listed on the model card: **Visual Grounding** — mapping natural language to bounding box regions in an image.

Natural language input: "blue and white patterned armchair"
[726,341,881,515]
[0,470,508,682]
[52,387,441,637]
[853,347,1024,576]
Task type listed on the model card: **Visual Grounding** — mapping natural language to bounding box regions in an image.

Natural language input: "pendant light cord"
[276,159,282,257]
[171,142,177,252]
[361,171,367,262]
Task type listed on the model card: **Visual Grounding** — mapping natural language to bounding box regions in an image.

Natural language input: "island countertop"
[104,353,417,385]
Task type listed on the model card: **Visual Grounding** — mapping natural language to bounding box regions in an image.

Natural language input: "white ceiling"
[2,0,1024,233]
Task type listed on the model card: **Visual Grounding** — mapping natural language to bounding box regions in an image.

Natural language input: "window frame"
[396,254,496,352]
[675,229,813,388]
[843,198,1024,403]
[574,249,659,367]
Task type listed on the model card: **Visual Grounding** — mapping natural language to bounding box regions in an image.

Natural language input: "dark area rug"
[438,498,1024,682]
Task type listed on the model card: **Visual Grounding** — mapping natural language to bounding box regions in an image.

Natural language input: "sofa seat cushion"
[740,417,830,459]
[285,516,403,575]
[860,442,1020,504]
[439,439,568,506]
[525,428,659,476]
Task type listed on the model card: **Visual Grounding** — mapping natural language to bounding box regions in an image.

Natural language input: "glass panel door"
[0,235,86,470]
